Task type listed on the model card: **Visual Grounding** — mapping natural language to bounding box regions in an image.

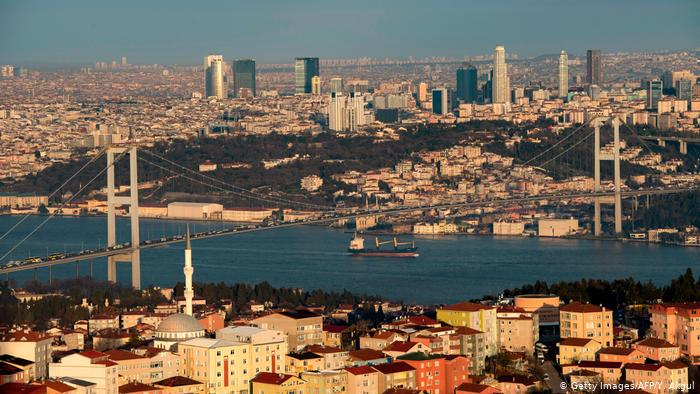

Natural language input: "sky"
[1,0,698,68]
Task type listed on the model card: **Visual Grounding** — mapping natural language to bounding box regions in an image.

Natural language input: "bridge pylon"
[106,146,141,289]
[593,117,622,236]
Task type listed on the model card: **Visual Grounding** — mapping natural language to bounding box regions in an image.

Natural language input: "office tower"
[586,50,602,85]
[295,57,319,94]
[432,88,449,115]
[204,54,226,98]
[232,59,256,98]
[558,51,569,99]
[456,63,478,103]
[329,92,346,131]
[311,76,321,95]
[675,79,692,102]
[646,79,663,110]
[330,77,343,94]
[492,46,508,104]
[417,82,428,102]
[662,70,696,94]
[120,56,127,66]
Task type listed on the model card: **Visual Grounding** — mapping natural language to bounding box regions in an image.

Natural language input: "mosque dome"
[156,313,203,334]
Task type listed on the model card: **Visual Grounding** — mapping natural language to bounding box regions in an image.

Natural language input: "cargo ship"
[348,233,419,257]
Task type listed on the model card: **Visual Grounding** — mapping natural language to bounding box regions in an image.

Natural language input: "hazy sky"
[1,0,698,67]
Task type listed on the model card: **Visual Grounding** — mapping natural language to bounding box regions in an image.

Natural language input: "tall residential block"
[232,59,256,97]
[586,49,602,85]
[295,57,320,94]
[204,54,225,98]
[436,302,498,356]
[559,302,613,347]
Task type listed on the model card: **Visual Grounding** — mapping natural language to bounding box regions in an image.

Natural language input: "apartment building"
[559,302,613,347]
[252,311,323,351]
[436,302,497,356]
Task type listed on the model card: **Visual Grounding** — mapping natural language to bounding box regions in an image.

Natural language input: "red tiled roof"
[441,302,494,312]
[251,372,295,385]
[0,383,46,394]
[578,361,622,369]
[454,326,484,335]
[560,302,603,313]
[323,324,349,333]
[384,341,421,353]
[625,363,662,371]
[344,365,377,375]
[456,383,498,393]
[78,350,107,359]
[598,347,636,355]
[94,360,118,367]
[119,382,158,393]
[372,361,416,374]
[349,349,388,361]
[105,349,146,361]
[635,338,677,349]
[496,375,536,385]
[406,316,438,325]
[1,330,51,342]
[306,345,345,354]
[153,376,202,387]
[559,337,596,347]
[43,380,75,393]
[661,360,687,370]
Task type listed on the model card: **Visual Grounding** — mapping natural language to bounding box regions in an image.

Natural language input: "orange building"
[650,302,700,363]
[559,302,613,347]
[562,361,622,383]
[456,382,502,394]
[632,338,681,362]
[596,347,645,364]
[397,353,445,393]
[624,361,689,394]
[444,355,471,393]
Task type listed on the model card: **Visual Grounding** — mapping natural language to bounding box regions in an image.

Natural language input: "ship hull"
[348,248,419,258]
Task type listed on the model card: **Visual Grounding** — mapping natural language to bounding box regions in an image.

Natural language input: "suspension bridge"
[0,117,697,288]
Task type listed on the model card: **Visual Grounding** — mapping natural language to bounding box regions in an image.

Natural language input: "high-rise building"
[492,46,508,104]
[295,57,320,94]
[675,79,692,102]
[558,51,569,99]
[120,56,127,66]
[329,92,346,131]
[204,54,225,98]
[232,59,256,98]
[432,88,449,115]
[456,64,478,103]
[311,75,321,95]
[328,92,368,131]
[417,82,428,102]
[330,77,343,94]
[586,50,602,85]
[646,79,663,110]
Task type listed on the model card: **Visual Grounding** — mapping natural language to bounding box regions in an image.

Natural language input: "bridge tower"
[593,117,622,236]
[106,146,141,289]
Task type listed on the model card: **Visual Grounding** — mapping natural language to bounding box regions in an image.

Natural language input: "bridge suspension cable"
[0,146,110,243]
[0,148,130,263]
[140,150,334,211]
[521,118,595,167]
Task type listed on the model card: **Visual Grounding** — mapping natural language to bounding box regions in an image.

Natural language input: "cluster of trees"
[633,191,700,228]
[499,268,700,309]
[172,280,381,315]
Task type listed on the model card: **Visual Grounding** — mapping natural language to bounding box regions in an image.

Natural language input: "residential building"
[252,311,323,351]
[556,338,601,365]
[496,307,538,353]
[178,338,249,394]
[624,362,688,394]
[250,372,307,394]
[596,347,644,364]
[0,330,52,378]
[285,352,323,374]
[301,370,347,394]
[649,302,700,363]
[453,327,486,374]
[455,383,501,394]
[632,338,680,362]
[215,326,286,375]
[306,345,349,370]
[344,366,379,394]
[559,302,613,347]
[437,302,497,356]
[562,361,622,384]
[49,350,119,394]
[152,376,204,394]
[372,362,416,393]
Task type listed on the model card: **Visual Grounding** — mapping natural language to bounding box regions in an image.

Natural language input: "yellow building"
[302,370,347,394]
[250,372,307,394]
[559,302,613,347]
[285,352,323,375]
[216,326,287,375]
[625,362,688,394]
[437,302,497,355]
[556,338,601,365]
[179,338,249,394]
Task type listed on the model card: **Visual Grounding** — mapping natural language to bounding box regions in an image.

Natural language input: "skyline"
[1,0,699,68]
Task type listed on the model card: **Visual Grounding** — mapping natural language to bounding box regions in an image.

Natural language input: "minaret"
[183,225,194,316]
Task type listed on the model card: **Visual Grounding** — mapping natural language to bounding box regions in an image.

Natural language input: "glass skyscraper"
[295,57,319,94]
[558,51,568,98]
[204,54,225,99]
[646,79,663,110]
[456,64,478,103]
[586,49,602,86]
[432,88,449,115]
[232,59,256,98]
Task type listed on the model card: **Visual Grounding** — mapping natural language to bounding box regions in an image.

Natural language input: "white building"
[216,326,287,374]
[50,350,119,394]
[559,51,569,98]
[538,218,579,237]
[492,46,509,104]
[328,92,368,132]
[204,54,225,99]
[493,221,525,235]
[167,202,223,220]
[0,329,53,378]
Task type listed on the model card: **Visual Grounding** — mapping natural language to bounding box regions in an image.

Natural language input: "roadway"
[1,186,697,274]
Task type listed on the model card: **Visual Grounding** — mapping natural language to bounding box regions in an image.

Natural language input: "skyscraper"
[558,51,569,99]
[646,79,663,110]
[204,54,225,98]
[456,63,478,103]
[586,50,602,86]
[492,46,508,104]
[675,79,692,102]
[417,82,428,102]
[232,59,256,98]
[311,76,321,95]
[330,77,343,94]
[432,88,449,115]
[295,57,319,94]
[328,92,367,131]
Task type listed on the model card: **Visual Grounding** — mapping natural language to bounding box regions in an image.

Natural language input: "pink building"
[650,303,700,363]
